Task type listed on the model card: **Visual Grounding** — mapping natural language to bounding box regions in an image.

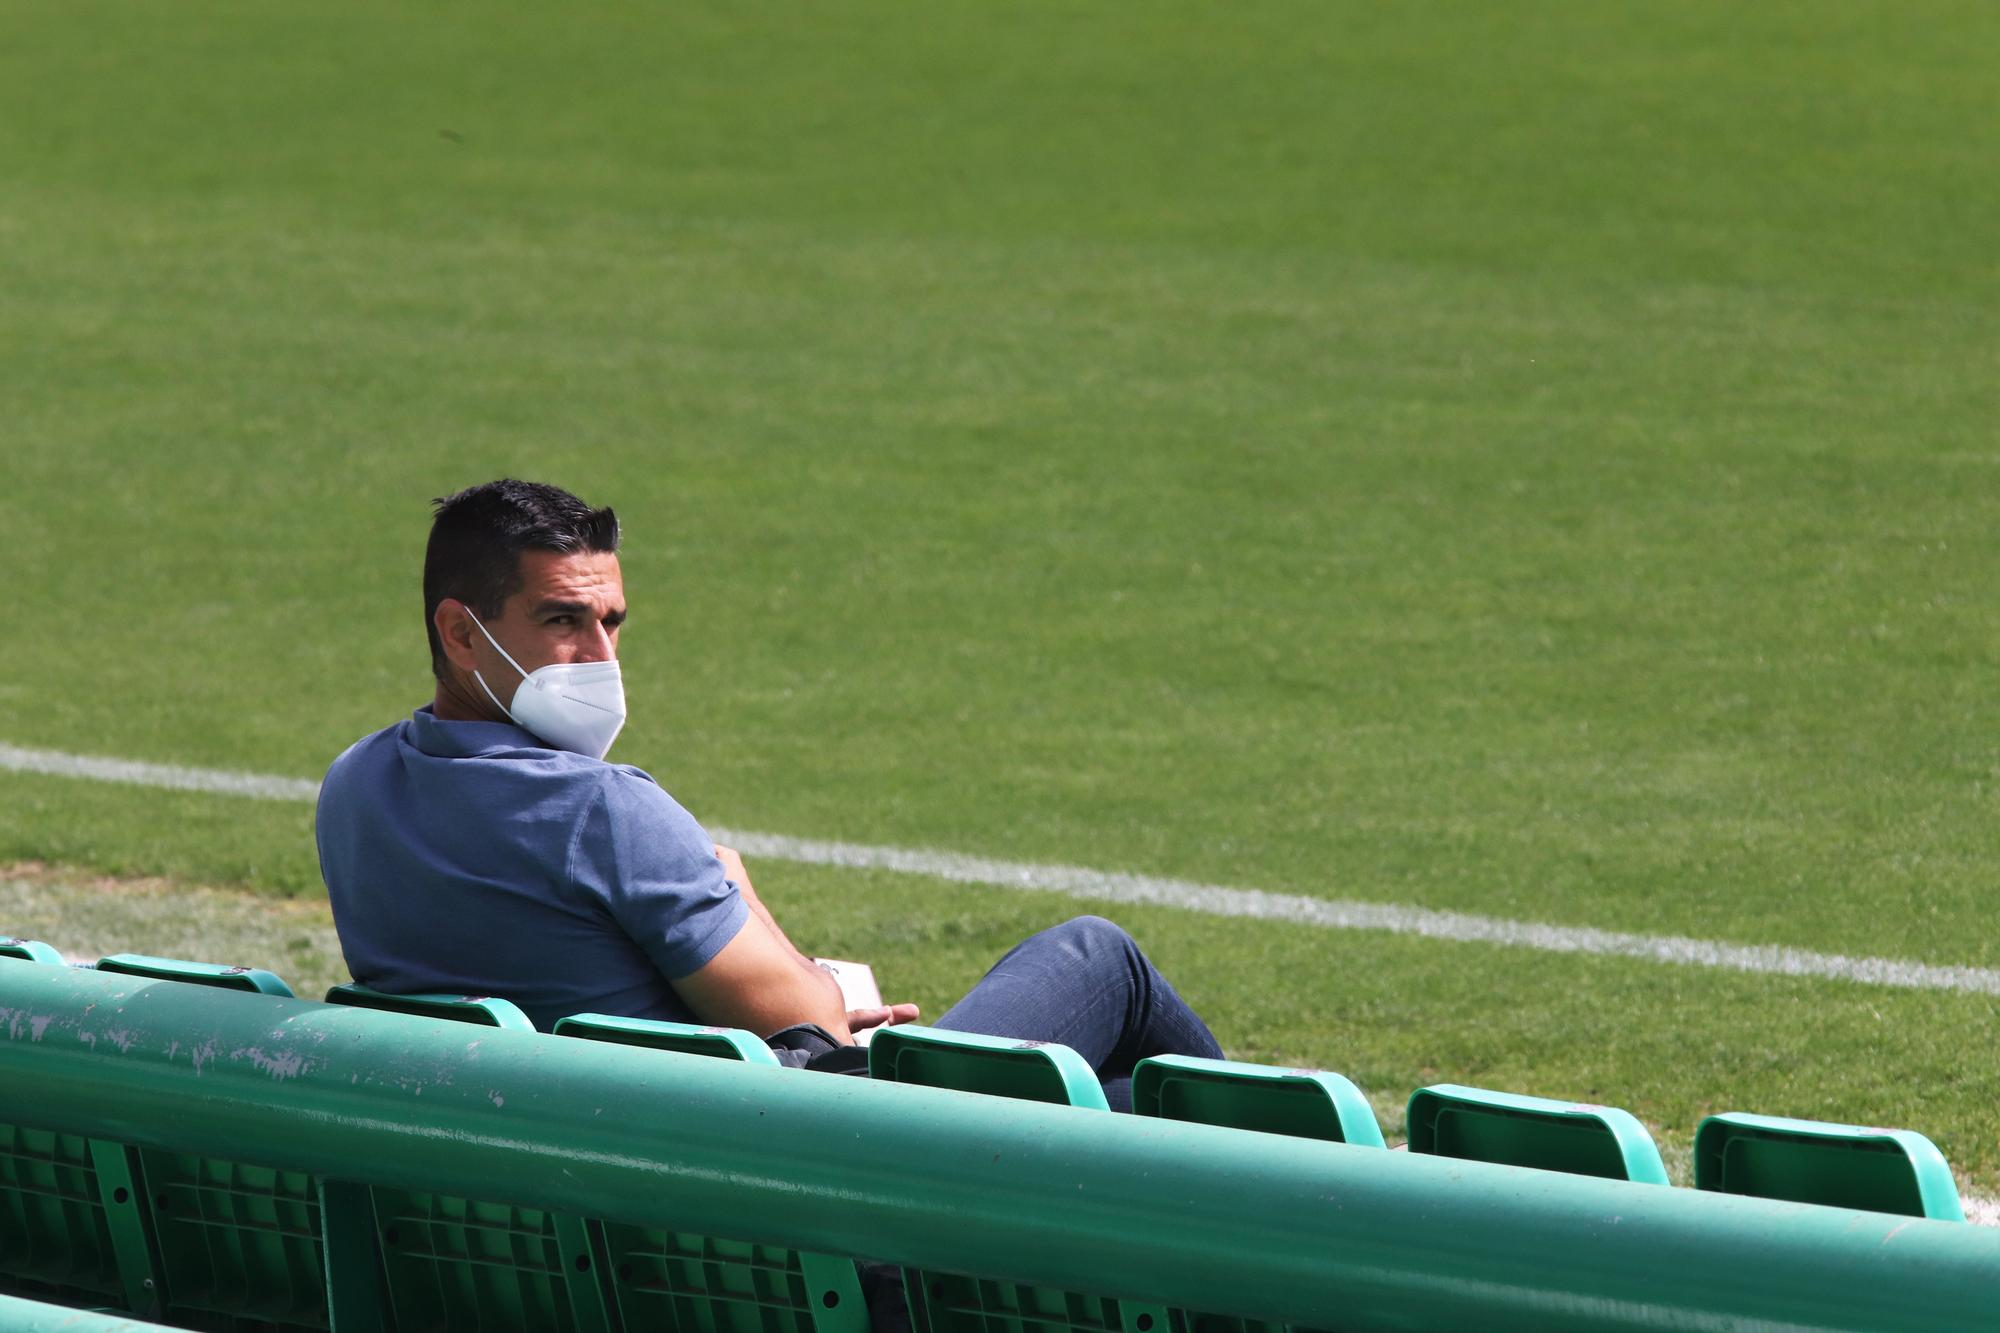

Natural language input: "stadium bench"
[5,951,2000,1330]
[1405,1084,1670,1184]
[1695,1111,1965,1221]
[1131,1054,1385,1148]
[0,939,64,966]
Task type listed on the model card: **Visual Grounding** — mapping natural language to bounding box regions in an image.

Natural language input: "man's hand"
[846,1003,920,1033]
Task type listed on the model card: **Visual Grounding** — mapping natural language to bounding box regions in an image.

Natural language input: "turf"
[1,2,1997,1184]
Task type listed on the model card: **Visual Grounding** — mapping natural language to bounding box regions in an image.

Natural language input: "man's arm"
[672,908,856,1041]
[669,844,853,1040]
[671,846,919,1041]
[714,844,811,958]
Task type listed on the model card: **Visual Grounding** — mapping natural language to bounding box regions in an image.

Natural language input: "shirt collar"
[405,704,549,759]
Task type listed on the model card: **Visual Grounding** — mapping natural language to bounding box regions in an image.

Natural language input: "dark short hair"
[423,479,621,679]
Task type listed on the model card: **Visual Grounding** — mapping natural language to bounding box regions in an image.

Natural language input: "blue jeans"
[932,915,1223,1112]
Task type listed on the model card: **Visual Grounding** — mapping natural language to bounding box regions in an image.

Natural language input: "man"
[318,479,1221,1103]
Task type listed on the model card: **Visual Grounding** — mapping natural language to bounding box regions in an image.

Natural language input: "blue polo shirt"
[316,707,748,1031]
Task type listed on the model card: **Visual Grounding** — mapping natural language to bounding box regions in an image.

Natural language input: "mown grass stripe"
[8,740,2000,999]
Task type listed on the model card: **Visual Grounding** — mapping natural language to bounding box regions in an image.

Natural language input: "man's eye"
[548,615,574,626]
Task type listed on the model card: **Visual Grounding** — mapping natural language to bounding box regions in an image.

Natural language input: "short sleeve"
[569,770,749,980]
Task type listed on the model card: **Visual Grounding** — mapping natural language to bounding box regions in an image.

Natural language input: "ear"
[435,599,482,675]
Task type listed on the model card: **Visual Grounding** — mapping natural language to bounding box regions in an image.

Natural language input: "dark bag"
[763,1022,871,1076]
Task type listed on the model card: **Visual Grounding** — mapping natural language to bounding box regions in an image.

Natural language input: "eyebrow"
[532,599,627,623]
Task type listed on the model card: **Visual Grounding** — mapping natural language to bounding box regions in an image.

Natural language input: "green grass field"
[3,2,1997,1188]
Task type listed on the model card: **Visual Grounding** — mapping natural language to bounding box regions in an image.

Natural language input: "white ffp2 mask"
[465,608,627,760]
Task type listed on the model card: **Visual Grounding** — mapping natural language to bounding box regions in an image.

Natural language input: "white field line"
[5,738,2000,1221]
[10,740,2000,996]
[0,743,320,802]
[710,829,2000,997]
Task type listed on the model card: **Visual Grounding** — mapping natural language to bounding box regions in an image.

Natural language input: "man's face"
[458,549,626,708]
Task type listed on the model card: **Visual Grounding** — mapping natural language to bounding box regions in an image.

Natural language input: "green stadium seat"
[553,1011,864,1333]
[870,1026,1163,1333]
[323,982,533,1029]
[554,1011,783,1064]
[1131,1055,1386,1148]
[96,953,295,997]
[1406,1084,1669,1184]
[318,984,611,1332]
[0,942,161,1318]
[868,1024,1110,1110]
[1695,1112,1964,1220]
[1133,1055,1381,1333]
[74,954,336,1328]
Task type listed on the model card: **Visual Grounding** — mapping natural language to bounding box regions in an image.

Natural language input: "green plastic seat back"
[871,1027,1161,1333]
[141,1154,332,1329]
[322,986,609,1332]
[595,1228,870,1333]
[869,1026,1109,1110]
[1695,1112,1964,1220]
[323,982,534,1029]
[552,1013,863,1333]
[96,953,294,997]
[364,1191,607,1332]
[1406,1084,1668,1184]
[554,1012,782,1065]
[0,1124,156,1316]
[0,941,138,1309]
[1131,1056,1386,1148]
[1130,1056,1368,1333]
[1,944,300,1320]
[68,955,322,1325]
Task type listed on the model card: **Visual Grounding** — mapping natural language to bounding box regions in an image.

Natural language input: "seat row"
[22,940,1964,1219]
[0,936,1980,1333]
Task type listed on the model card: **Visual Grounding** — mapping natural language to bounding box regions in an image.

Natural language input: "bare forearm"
[715,844,848,1029]
[718,844,811,959]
